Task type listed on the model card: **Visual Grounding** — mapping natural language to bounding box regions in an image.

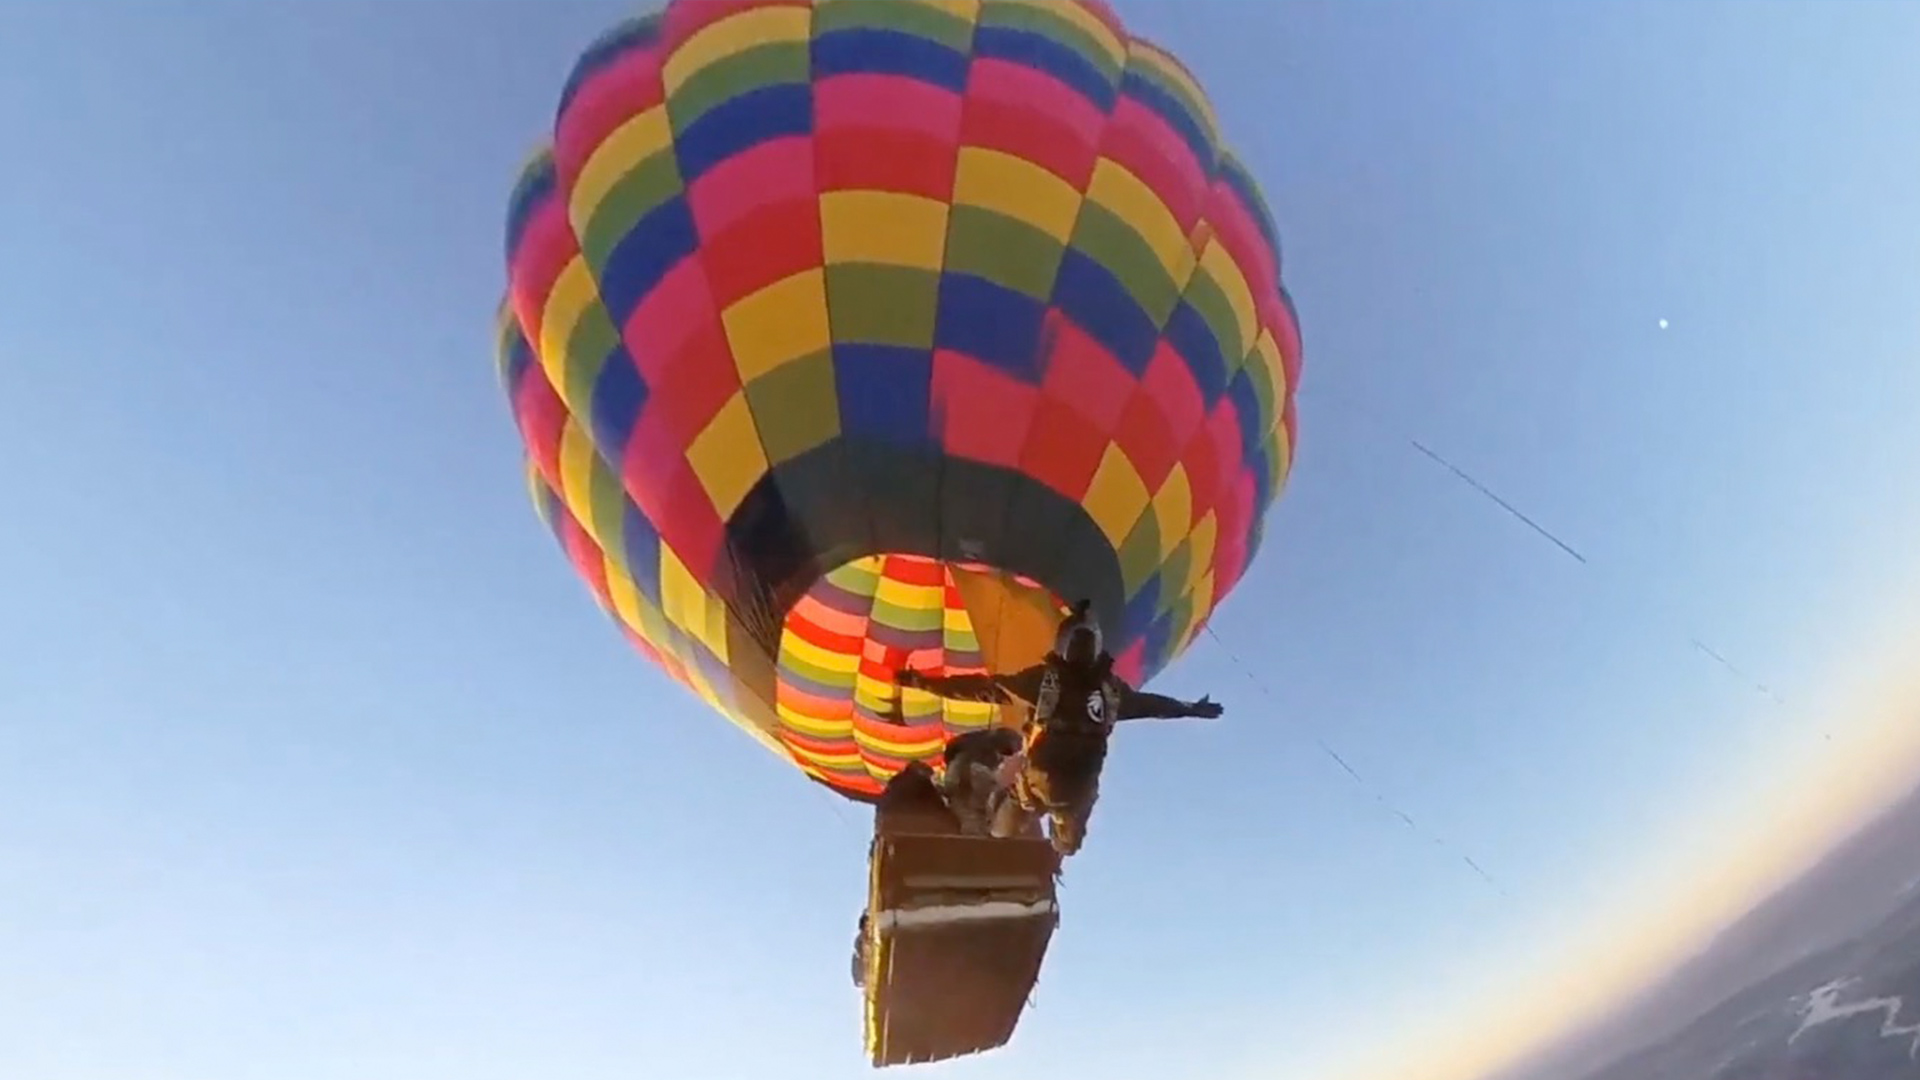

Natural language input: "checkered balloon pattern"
[500,0,1302,802]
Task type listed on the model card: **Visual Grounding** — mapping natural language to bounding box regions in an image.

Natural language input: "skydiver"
[935,726,1024,836]
[875,757,959,828]
[854,760,961,990]
[895,600,1222,856]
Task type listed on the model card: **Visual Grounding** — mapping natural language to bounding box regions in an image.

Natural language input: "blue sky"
[4,3,1920,1079]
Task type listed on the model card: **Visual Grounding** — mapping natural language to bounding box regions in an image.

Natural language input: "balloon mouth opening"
[769,553,1067,793]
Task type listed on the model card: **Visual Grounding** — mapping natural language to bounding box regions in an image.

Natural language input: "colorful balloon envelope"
[499,0,1302,801]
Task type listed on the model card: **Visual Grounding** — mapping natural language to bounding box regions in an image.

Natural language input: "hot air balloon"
[497,0,1300,1065]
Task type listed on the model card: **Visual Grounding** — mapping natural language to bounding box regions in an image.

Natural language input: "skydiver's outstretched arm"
[1116,687,1224,721]
[897,671,1009,703]
[899,663,1048,704]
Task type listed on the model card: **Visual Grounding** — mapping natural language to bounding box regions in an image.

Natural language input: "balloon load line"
[1204,624,1510,897]
[1399,434,1818,729]
[1407,438,1587,565]
[1301,385,1805,723]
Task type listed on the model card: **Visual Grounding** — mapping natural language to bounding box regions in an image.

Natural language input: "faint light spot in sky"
[1658,318,1670,329]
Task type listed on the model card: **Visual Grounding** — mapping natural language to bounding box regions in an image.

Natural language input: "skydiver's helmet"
[1054,600,1102,667]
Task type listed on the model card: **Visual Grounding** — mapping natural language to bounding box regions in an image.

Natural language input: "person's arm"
[852,915,870,988]
[1116,687,1224,721]
[897,671,1009,703]
[900,664,1049,704]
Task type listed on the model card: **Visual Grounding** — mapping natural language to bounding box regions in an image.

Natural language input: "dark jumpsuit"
[906,656,1196,854]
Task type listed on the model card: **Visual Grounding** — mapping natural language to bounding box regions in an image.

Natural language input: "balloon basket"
[859,804,1061,1068]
